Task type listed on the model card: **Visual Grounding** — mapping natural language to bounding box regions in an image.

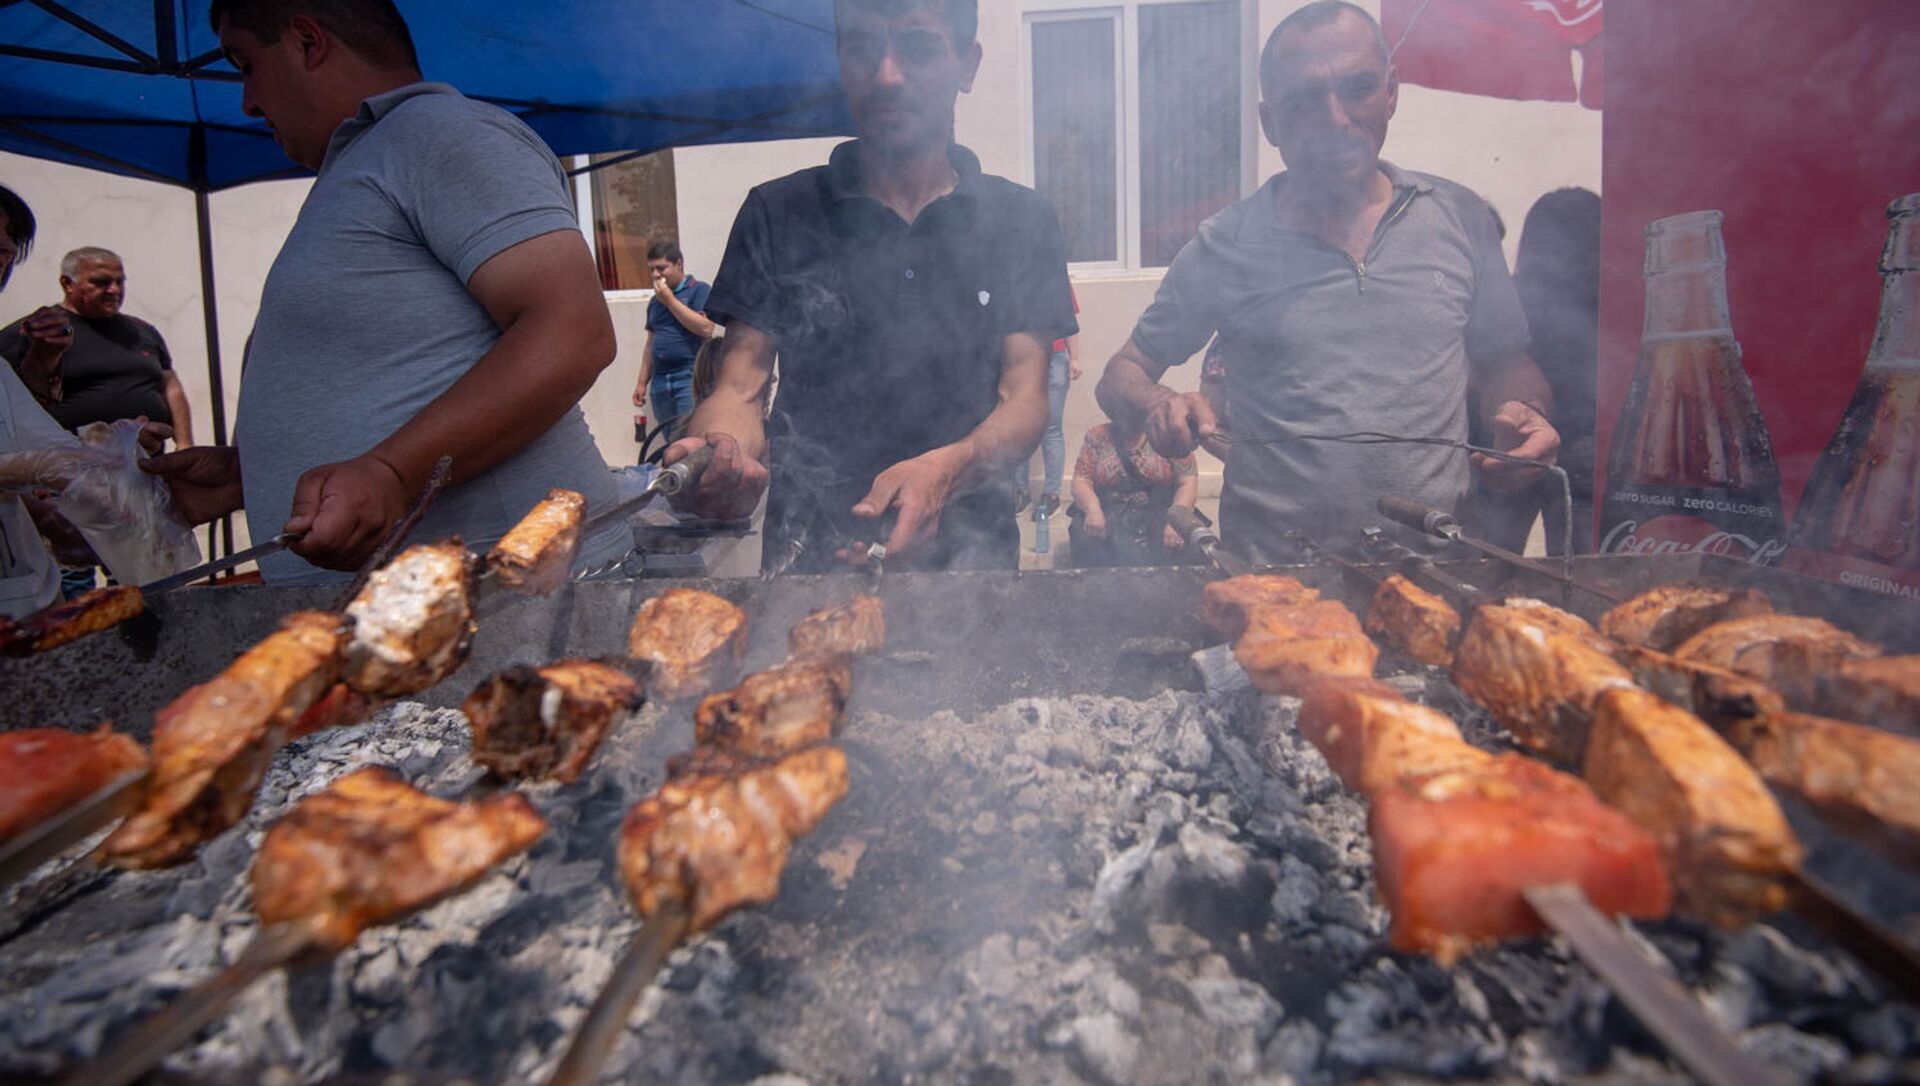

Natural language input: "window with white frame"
[1027,1,1251,270]
[571,149,680,293]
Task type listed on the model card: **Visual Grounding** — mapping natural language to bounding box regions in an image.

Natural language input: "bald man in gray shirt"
[149,0,627,582]
[1097,2,1558,561]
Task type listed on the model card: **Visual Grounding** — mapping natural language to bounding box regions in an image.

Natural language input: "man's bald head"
[1260,2,1389,102]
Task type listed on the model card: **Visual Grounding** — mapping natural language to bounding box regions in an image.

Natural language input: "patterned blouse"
[1073,423,1197,515]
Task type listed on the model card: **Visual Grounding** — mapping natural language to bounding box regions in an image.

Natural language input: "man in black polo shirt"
[665,0,1076,573]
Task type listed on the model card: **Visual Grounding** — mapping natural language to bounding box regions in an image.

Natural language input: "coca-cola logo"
[1600,520,1787,565]
[1523,0,1602,27]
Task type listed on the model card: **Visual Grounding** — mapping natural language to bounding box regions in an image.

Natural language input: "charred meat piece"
[788,595,887,658]
[485,488,585,597]
[343,539,479,698]
[1599,583,1774,652]
[462,659,644,783]
[1363,574,1461,668]
[1585,686,1802,926]
[1729,711,1920,871]
[0,726,147,844]
[693,655,854,760]
[0,585,144,657]
[1611,643,1786,729]
[1812,656,1920,734]
[1233,600,1378,697]
[1201,574,1320,638]
[618,745,848,933]
[290,683,388,740]
[1371,753,1672,963]
[1297,676,1490,794]
[103,611,345,869]
[1674,614,1880,709]
[252,767,545,951]
[627,588,748,701]
[1451,602,1636,764]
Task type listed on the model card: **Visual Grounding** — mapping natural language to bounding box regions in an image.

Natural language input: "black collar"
[819,140,984,233]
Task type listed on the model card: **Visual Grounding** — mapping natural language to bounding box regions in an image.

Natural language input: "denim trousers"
[649,365,696,442]
[1018,349,1070,497]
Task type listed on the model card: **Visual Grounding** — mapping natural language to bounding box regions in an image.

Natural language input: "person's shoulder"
[118,313,165,341]
[1401,167,1496,221]
[746,163,833,208]
[382,87,547,151]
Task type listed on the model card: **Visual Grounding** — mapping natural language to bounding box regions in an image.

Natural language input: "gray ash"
[0,681,1916,1085]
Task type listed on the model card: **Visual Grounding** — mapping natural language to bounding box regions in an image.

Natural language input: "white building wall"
[3,0,1602,549]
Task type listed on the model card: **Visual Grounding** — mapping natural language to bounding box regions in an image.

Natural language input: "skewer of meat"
[0,727,148,890]
[0,585,144,657]
[462,658,645,783]
[70,767,544,1086]
[626,587,748,700]
[1225,586,1378,695]
[484,488,586,597]
[547,745,849,1086]
[787,594,886,659]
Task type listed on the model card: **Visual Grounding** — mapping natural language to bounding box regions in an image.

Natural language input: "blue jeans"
[649,366,695,442]
[1018,349,1071,497]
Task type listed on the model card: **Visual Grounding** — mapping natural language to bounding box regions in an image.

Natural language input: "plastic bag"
[0,420,201,585]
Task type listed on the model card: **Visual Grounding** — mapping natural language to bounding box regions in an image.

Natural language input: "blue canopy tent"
[0,0,853,548]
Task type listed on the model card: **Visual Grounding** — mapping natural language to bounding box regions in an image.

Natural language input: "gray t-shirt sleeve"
[1128,223,1231,369]
[388,102,582,284]
[1461,199,1531,368]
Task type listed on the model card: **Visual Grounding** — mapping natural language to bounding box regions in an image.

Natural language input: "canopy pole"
[190,127,233,562]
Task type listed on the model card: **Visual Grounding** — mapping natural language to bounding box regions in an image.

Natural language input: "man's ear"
[957,39,983,93]
[58,274,74,293]
[1384,64,1400,121]
[288,13,331,71]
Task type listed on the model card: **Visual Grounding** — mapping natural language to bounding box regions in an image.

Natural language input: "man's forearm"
[1095,340,1172,429]
[162,377,194,446]
[660,290,716,338]
[683,374,769,461]
[16,348,61,406]
[1477,351,1554,422]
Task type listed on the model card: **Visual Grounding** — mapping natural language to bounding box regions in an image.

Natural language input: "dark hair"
[0,183,34,292]
[645,239,684,265]
[209,0,421,72]
[833,0,978,50]
[1261,1,1388,94]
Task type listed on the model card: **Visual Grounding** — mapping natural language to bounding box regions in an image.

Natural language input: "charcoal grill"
[0,554,1917,1084]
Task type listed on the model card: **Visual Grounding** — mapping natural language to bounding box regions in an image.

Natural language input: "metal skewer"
[1374,494,1624,605]
[1523,885,1789,1086]
[1169,505,1251,577]
[65,920,323,1086]
[0,769,144,893]
[546,903,692,1086]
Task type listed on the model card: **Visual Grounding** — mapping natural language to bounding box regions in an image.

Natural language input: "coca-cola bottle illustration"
[1790,193,1920,571]
[1601,210,1786,560]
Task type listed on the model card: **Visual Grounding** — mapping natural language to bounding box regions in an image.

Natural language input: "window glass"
[1032,16,1120,264]
[1139,1,1241,266]
[587,148,679,291]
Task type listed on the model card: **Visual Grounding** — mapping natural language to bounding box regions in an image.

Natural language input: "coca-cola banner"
[1596,0,1920,601]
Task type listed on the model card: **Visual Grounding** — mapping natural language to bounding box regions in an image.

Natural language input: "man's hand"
[1082,509,1108,540]
[851,445,967,559]
[1143,390,1220,459]
[664,433,768,520]
[651,273,670,296]
[282,455,410,570]
[141,444,243,525]
[632,384,648,407]
[1471,400,1561,491]
[1163,522,1185,551]
[133,418,173,457]
[22,306,73,355]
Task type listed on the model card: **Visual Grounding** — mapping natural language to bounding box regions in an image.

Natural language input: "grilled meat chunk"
[1297,676,1490,794]
[103,611,345,868]
[627,588,748,700]
[1451,602,1636,764]
[1585,686,1801,926]
[463,659,644,782]
[1728,711,1920,870]
[1363,574,1461,668]
[252,767,545,951]
[1674,614,1880,709]
[1812,656,1920,734]
[0,585,144,657]
[1233,600,1378,696]
[1371,754,1672,962]
[618,745,848,933]
[0,726,147,844]
[788,595,887,659]
[290,683,387,740]
[485,488,585,597]
[1201,574,1320,638]
[1612,644,1786,729]
[343,539,479,698]
[694,655,854,759]
[1600,584,1774,652]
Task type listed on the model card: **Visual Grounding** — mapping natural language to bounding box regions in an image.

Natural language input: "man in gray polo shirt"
[146,0,627,582]
[1096,1,1559,561]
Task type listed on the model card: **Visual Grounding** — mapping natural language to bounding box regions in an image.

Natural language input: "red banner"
[1381,0,1602,108]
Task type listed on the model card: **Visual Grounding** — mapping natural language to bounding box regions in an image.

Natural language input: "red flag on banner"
[1380,0,1604,109]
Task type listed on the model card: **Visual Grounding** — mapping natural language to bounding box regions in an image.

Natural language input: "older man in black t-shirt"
[664,0,1076,573]
[1,246,195,445]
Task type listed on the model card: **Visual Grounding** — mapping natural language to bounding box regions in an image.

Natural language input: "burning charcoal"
[1261,1018,1326,1079]
[1739,1022,1850,1080]
[1067,1011,1139,1085]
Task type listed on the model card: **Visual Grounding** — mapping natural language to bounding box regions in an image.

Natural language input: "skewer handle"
[1376,494,1460,539]
[1524,884,1789,1086]
[547,904,691,1086]
[1787,869,1920,1001]
[63,922,319,1086]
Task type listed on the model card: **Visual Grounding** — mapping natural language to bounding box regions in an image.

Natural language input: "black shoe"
[1014,488,1032,514]
[1041,493,1060,515]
